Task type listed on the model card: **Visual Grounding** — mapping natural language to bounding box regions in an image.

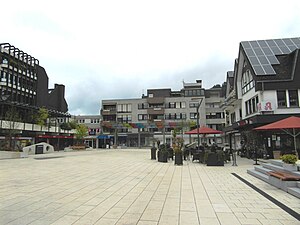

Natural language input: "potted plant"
[172,130,184,165]
[157,143,168,163]
[280,154,298,171]
[150,140,157,160]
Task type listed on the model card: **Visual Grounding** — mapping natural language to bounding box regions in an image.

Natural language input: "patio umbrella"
[185,126,223,135]
[185,126,223,146]
[254,116,300,157]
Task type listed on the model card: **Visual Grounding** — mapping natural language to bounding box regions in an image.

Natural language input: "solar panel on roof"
[258,40,268,48]
[291,38,300,44]
[254,48,264,56]
[279,45,290,54]
[241,42,251,49]
[262,65,276,74]
[287,45,297,52]
[244,48,255,56]
[284,39,294,45]
[250,41,260,48]
[274,39,285,46]
[270,46,282,55]
[241,37,300,76]
[249,56,260,65]
[266,55,279,65]
[266,39,277,47]
[258,56,269,64]
[252,65,265,75]
[262,47,273,55]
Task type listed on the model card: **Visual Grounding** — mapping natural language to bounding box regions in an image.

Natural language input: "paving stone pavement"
[0,149,299,225]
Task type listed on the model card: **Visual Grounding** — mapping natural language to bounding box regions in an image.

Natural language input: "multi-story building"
[222,37,300,158]
[73,115,101,148]
[0,43,72,150]
[100,80,225,148]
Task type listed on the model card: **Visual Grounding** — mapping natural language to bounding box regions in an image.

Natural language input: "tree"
[3,107,22,151]
[60,121,77,130]
[75,124,88,145]
[35,107,49,127]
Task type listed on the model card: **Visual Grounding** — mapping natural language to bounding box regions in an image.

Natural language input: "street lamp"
[196,98,203,151]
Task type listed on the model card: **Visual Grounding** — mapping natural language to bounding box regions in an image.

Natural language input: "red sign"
[257,101,273,112]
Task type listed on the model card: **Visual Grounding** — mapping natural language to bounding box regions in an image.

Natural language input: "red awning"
[254,116,300,130]
[185,126,223,135]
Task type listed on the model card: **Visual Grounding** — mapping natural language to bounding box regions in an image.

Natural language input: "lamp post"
[196,98,203,151]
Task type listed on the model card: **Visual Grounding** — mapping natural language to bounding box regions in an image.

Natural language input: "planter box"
[157,151,168,163]
[283,163,298,171]
[206,152,224,166]
[174,152,183,165]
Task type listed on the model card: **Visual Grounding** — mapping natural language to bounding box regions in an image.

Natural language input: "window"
[245,95,259,115]
[277,90,299,108]
[190,113,197,119]
[117,114,132,123]
[138,114,148,121]
[289,90,299,107]
[277,90,287,107]
[185,89,203,97]
[117,104,132,112]
[241,70,254,94]
[189,102,198,108]
[169,102,175,108]
[138,103,148,109]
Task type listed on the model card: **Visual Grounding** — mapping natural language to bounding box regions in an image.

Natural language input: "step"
[269,159,284,167]
[287,187,300,199]
[262,162,285,171]
[254,165,273,175]
[262,163,300,176]
[247,169,269,182]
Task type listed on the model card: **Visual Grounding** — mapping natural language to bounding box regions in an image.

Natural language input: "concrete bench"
[268,171,300,181]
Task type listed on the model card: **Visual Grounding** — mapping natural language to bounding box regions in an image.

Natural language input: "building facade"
[101,80,225,148]
[72,115,101,148]
[0,43,72,150]
[222,37,300,158]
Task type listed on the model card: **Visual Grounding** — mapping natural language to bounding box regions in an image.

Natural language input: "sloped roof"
[240,37,300,76]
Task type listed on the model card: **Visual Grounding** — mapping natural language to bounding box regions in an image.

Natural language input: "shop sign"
[257,101,273,112]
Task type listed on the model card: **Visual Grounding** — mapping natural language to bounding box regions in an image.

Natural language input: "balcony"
[147,107,165,115]
[101,109,116,116]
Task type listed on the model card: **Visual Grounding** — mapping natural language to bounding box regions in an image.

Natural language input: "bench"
[71,145,86,150]
[268,171,300,181]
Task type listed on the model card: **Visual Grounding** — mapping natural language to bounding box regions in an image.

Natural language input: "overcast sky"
[2,0,300,115]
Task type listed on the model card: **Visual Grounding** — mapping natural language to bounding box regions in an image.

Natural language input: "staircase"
[247,160,300,199]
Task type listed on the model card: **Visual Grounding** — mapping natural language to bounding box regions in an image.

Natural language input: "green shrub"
[280,154,298,164]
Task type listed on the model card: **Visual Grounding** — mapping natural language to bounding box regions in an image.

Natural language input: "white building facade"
[223,37,300,158]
